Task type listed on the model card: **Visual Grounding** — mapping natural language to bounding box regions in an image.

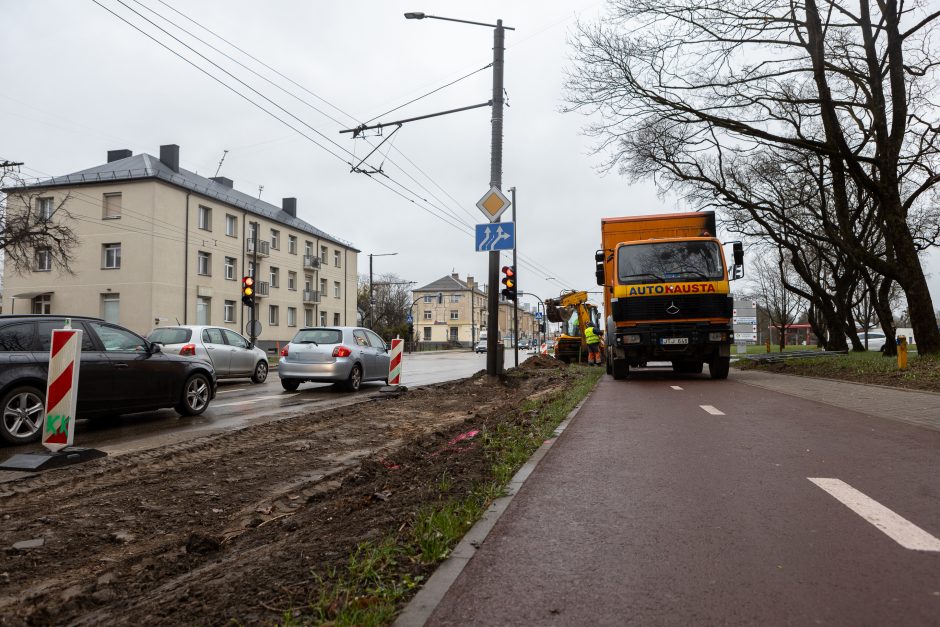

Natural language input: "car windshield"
[148,328,192,344]
[293,328,342,345]
[618,241,724,284]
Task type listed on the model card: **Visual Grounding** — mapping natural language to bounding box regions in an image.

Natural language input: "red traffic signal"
[501,265,517,301]
[242,276,255,306]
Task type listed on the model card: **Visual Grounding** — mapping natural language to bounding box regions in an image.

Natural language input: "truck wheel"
[605,351,613,375]
[709,356,730,380]
[612,359,629,380]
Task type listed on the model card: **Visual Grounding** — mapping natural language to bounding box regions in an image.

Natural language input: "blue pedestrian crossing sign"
[535,311,543,320]
[406,314,413,323]
[475,222,515,252]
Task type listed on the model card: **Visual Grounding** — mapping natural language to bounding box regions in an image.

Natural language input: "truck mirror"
[733,242,744,266]
[733,265,744,280]
[595,261,605,286]
[594,250,605,263]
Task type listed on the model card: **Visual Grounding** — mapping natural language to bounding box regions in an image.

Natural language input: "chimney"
[282,197,297,217]
[451,272,459,280]
[467,275,475,291]
[159,144,180,173]
[107,149,132,163]
[210,176,234,188]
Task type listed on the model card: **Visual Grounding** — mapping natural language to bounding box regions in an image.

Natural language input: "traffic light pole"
[485,20,506,377]
[250,220,258,347]
[510,187,518,367]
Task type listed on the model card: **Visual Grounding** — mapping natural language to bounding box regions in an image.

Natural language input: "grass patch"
[736,349,940,393]
[295,365,602,625]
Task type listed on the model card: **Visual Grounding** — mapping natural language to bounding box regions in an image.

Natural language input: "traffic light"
[501,265,517,301]
[407,322,414,339]
[241,276,255,307]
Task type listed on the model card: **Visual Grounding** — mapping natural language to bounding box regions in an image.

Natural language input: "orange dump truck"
[595,211,743,380]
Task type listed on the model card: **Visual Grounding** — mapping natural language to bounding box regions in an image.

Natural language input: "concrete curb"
[394,388,596,627]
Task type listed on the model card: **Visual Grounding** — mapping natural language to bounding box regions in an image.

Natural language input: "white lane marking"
[213,393,297,408]
[217,388,247,394]
[671,385,683,390]
[809,478,940,552]
[700,405,724,415]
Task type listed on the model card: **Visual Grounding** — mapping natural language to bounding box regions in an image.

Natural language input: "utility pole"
[249,221,258,346]
[510,186,518,367]
[485,20,506,377]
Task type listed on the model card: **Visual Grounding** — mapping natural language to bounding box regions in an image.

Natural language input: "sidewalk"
[396,370,940,626]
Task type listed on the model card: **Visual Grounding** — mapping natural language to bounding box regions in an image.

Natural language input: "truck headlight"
[623,334,641,344]
[709,332,727,342]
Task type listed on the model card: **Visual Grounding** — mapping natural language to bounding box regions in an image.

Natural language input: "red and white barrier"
[388,338,403,385]
[42,326,83,452]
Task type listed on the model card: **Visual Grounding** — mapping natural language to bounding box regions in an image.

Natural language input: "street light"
[369,252,398,329]
[405,11,514,377]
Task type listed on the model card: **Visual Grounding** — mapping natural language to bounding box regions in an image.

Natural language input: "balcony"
[254,281,270,298]
[303,255,321,270]
[246,238,270,257]
[303,289,320,304]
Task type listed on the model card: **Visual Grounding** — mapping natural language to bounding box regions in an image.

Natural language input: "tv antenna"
[214,150,229,177]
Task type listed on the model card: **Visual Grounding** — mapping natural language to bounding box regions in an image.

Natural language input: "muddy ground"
[0,357,576,626]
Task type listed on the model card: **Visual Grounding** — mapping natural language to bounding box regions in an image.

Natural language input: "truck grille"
[612,294,732,321]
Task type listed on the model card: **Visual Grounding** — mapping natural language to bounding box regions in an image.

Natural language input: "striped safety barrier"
[388,338,403,385]
[42,327,83,452]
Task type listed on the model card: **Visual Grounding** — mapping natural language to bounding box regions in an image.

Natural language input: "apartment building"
[411,273,537,346]
[2,144,358,346]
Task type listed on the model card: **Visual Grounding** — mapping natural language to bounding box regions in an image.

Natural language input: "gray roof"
[414,275,484,295]
[9,153,357,250]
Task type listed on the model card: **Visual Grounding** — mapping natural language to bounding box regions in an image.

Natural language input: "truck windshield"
[618,241,723,284]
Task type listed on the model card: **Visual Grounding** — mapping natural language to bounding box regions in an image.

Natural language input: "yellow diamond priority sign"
[476,186,511,222]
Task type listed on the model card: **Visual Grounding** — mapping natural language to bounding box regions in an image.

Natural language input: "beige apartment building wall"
[2,179,358,342]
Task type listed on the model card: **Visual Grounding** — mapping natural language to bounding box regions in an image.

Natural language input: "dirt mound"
[518,354,567,370]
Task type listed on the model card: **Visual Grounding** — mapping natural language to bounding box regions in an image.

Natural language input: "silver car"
[147,325,269,383]
[278,326,390,392]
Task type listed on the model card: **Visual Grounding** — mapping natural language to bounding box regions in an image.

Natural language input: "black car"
[0,315,217,444]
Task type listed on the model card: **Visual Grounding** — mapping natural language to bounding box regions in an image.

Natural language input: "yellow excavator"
[544,290,605,364]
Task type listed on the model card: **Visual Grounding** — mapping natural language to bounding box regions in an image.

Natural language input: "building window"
[196,297,210,325]
[287,271,297,291]
[197,251,211,276]
[333,250,341,267]
[451,294,461,303]
[38,197,54,220]
[270,266,279,288]
[320,278,327,295]
[288,235,297,254]
[423,327,432,341]
[102,243,121,269]
[225,214,237,237]
[320,310,328,325]
[269,305,279,326]
[305,308,313,327]
[224,256,236,280]
[333,312,341,325]
[248,222,258,240]
[198,205,212,231]
[223,300,235,323]
[333,281,341,298]
[32,294,51,314]
[35,249,52,272]
[287,307,297,327]
[101,293,120,324]
[423,310,432,320]
[320,245,328,263]
[270,229,280,250]
[102,193,121,219]
[248,261,257,279]
[450,310,459,320]
[305,241,313,257]
[423,295,433,303]
[305,275,313,292]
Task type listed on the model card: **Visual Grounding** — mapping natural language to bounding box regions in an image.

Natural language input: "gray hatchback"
[277,326,390,392]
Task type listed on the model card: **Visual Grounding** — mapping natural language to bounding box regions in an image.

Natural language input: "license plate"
[661,337,689,345]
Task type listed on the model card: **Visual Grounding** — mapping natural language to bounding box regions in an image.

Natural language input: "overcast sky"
[3,0,939,313]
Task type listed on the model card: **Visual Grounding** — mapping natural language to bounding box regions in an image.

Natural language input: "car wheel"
[251,360,268,384]
[344,364,362,392]
[0,385,45,444]
[281,378,300,392]
[175,373,211,416]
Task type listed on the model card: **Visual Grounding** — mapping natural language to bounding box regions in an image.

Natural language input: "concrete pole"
[369,253,373,329]
[511,186,518,367]
[486,20,505,377]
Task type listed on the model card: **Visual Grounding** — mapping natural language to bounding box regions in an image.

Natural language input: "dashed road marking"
[217,388,247,394]
[213,394,297,408]
[809,478,940,552]
[700,405,724,415]
[670,386,683,390]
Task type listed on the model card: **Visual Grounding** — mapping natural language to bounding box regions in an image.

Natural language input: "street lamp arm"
[404,12,515,29]
[340,102,492,137]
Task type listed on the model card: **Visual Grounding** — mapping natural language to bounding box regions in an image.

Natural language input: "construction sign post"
[42,327,82,451]
[387,338,403,386]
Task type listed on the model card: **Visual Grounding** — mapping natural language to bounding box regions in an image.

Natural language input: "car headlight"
[622,334,641,344]
[709,332,727,342]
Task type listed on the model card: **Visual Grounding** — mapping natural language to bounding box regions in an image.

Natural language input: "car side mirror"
[150,342,163,354]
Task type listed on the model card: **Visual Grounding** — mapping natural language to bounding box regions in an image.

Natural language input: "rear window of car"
[0,322,36,351]
[149,328,192,344]
[292,328,342,345]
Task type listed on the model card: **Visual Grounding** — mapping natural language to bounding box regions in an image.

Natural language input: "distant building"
[411,273,537,347]
[2,144,358,347]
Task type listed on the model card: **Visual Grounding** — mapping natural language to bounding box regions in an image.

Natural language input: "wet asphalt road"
[0,350,522,463]
[426,367,940,626]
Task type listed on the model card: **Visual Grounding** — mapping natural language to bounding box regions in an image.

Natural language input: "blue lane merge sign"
[475,222,515,252]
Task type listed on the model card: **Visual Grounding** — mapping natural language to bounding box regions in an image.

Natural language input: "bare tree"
[751,247,805,351]
[1,168,77,274]
[356,273,413,339]
[566,0,940,354]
